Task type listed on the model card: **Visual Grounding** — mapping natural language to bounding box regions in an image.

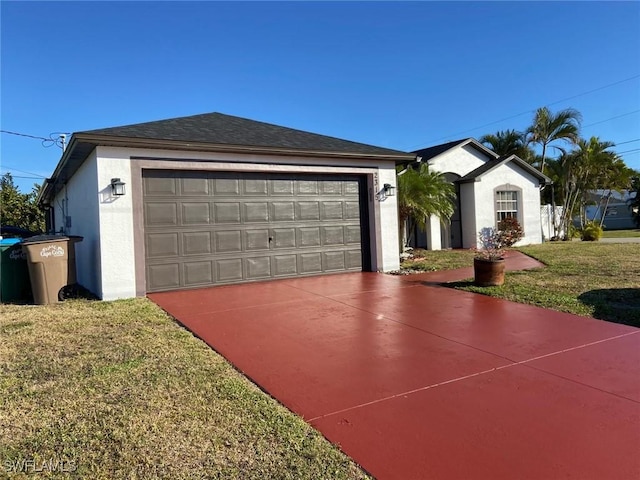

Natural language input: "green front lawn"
[399,243,640,327]
[464,243,640,327]
[0,300,369,479]
[602,229,640,238]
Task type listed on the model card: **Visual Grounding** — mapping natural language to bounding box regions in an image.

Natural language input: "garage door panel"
[271,180,294,195]
[214,203,242,223]
[246,257,271,279]
[298,227,321,247]
[144,171,367,291]
[183,232,212,256]
[182,203,210,225]
[180,177,209,195]
[148,263,180,290]
[344,201,360,219]
[321,181,343,195]
[300,253,323,273]
[272,228,296,249]
[145,176,177,196]
[183,261,213,286]
[274,255,298,276]
[215,231,243,253]
[345,226,361,244]
[297,180,318,195]
[346,250,363,269]
[243,179,268,195]
[344,180,359,195]
[244,202,269,223]
[147,233,179,258]
[271,202,295,221]
[323,226,345,245]
[214,178,240,195]
[297,202,320,220]
[216,259,243,282]
[321,202,344,220]
[323,251,346,271]
[245,230,270,251]
[146,203,178,226]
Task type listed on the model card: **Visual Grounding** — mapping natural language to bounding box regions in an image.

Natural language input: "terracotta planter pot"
[473,258,505,286]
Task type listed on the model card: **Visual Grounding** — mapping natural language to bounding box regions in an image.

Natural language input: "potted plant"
[473,227,506,286]
[472,218,524,287]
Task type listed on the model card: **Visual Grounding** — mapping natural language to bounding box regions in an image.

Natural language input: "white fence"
[540,205,564,240]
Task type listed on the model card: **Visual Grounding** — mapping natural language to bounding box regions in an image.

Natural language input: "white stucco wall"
[94,147,136,300]
[459,182,477,248]
[428,144,490,177]
[471,162,543,246]
[69,145,401,300]
[52,150,101,295]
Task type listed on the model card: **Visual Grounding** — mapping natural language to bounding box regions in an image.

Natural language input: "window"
[496,190,518,222]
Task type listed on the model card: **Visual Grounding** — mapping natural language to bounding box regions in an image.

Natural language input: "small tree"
[496,217,524,247]
[0,173,45,233]
[397,164,455,249]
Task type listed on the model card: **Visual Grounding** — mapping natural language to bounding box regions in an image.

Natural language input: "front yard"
[0,300,369,479]
[402,242,640,327]
[2,242,637,479]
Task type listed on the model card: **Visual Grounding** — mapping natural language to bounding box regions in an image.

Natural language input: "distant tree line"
[0,173,45,234]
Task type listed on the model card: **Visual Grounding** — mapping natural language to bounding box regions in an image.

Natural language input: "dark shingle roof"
[80,112,410,157]
[412,139,470,160]
[458,155,551,185]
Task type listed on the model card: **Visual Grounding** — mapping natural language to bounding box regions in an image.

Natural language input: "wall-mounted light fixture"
[110,178,126,196]
[383,183,395,196]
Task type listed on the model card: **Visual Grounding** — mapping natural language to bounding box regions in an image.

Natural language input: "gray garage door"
[143,170,368,292]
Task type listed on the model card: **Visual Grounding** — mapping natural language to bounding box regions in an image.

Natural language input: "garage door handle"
[269,237,273,242]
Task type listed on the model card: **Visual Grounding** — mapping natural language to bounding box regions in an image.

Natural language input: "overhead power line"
[1,174,43,180]
[0,130,50,141]
[617,148,640,155]
[1,165,47,178]
[614,138,640,146]
[583,110,640,128]
[408,73,640,148]
[1,129,72,149]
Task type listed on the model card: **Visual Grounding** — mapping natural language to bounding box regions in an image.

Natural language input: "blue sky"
[2,1,639,192]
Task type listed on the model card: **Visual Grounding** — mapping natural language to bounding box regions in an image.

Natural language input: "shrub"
[497,217,524,247]
[581,221,603,241]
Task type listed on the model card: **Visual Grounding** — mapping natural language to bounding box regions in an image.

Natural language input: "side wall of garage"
[92,146,400,298]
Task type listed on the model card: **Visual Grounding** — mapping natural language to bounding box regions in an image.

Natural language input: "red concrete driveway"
[149,261,640,479]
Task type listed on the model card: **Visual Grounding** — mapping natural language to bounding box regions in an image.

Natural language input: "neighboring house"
[409,138,551,250]
[581,189,638,230]
[38,112,414,300]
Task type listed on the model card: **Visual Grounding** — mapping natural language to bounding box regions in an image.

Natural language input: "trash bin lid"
[0,238,22,246]
[19,234,83,245]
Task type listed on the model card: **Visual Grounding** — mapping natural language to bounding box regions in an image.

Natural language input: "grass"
[602,228,640,238]
[400,248,475,272]
[457,243,640,327]
[0,299,370,480]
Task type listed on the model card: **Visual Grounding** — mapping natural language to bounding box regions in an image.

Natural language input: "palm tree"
[526,107,582,175]
[397,163,455,249]
[557,137,627,234]
[479,129,533,161]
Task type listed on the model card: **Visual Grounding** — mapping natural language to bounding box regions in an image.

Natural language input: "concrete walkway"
[149,256,639,480]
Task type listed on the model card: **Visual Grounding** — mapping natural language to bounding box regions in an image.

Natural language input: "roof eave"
[73,133,415,160]
[38,133,414,205]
